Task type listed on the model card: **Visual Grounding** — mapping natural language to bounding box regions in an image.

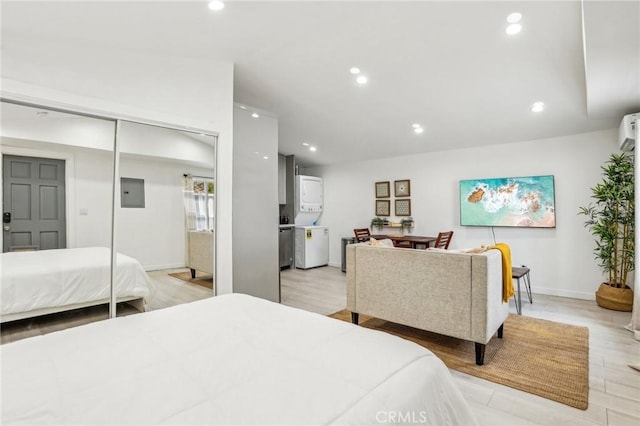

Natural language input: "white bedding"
[1,247,154,317]
[0,294,478,425]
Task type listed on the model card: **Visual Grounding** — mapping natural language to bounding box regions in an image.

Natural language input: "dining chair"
[433,231,454,249]
[353,228,371,243]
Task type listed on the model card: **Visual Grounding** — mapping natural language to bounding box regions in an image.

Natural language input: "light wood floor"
[2,265,638,426]
[280,266,640,426]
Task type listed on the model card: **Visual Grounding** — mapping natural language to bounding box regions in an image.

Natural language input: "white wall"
[119,121,215,166]
[1,38,234,292]
[308,129,619,300]
[232,105,280,302]
[118,156,212,271]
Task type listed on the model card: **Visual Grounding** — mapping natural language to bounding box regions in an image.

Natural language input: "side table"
[512,266,532,315]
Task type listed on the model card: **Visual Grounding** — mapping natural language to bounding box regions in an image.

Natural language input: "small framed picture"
[395,199,412,216]
[375,181,390,198]
[395,179,411,197]
[376,200,391,216]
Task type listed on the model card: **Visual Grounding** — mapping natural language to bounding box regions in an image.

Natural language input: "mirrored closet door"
[1,101,218,341]
[115,121,216,315]
[0,100,117,334]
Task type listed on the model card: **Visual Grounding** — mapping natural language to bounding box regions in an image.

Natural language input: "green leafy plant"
[370,217,388,231]
[400,217,414,232]
[578,153,635,288]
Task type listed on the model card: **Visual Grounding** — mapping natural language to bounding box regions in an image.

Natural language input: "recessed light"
[412,123,421,129]
[505,23,522,35]
[309,146,317,152]
[239,105,247,110]
[506,12,522,24]
[356,75,368,85]
[263,156,269,160]
[251,113,260,118]
[531,101,545,112]
[414,127,424,134]
[208,1,225,11]
[350,67,361,75]
[302,142,309,146]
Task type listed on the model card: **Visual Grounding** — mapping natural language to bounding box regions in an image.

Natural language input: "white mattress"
[1,247,154,316]
[1,294,478,425]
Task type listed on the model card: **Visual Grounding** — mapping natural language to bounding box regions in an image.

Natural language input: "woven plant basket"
[595,282,634,312]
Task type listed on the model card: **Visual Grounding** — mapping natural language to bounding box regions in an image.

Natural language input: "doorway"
[2,154,66,252]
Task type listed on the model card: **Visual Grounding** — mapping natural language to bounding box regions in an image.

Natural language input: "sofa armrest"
[346,243,357,312]
[187,231,214,274]
[470,249,509,344]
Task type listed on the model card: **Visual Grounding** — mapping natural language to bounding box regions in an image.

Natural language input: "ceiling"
[1,1,638,167]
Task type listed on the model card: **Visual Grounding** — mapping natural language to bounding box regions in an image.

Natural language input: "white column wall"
[232,106,280,302]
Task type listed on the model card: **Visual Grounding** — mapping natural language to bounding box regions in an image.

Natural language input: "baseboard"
[531,286,595,301]
[144,263,186,272]
[328,261,341,268]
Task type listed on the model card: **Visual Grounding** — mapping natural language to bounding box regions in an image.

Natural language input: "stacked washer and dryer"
[294,175,329,269]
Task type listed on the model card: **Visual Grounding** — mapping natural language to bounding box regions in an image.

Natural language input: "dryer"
[294,175,323,225]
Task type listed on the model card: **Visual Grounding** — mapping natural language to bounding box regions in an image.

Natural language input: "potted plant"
[578,152,635,311]
[370,217,388,231]
[400,217,414,233]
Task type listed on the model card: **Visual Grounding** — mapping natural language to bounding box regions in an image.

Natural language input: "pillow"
[427,247,449,253]
[428,246,487,254]
[370,237,395,248]
[463,246,488,254]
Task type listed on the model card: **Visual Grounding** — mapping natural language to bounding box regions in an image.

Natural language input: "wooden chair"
[433,231,454,249]
[353,228,371,243]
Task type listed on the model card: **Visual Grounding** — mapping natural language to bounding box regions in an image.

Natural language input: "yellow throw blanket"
[488,243,515,303]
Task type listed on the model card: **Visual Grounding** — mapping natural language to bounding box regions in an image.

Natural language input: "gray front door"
[2,155,66,252]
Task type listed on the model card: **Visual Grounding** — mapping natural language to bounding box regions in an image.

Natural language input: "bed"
[1,293,478,425]
[1,247,154,323]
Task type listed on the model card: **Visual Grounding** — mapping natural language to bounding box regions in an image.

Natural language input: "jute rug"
[329,310,589,410]
[168,271,213,290]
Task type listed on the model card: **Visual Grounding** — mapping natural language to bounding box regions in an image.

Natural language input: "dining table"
[370,234,436,249]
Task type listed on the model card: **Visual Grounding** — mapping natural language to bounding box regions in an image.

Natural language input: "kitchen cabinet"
[278,155,286,205]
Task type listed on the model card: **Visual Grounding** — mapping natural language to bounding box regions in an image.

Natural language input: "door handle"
[3,225,9,232]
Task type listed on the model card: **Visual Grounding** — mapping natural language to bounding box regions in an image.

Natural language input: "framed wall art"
[376,200,391,216]
[459,175,556,228]
[394,179,411,197]
[395,199,412,216]
[375,181,390,198]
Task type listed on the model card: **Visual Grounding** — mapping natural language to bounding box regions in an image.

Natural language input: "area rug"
[329,310,589,410]
[168,271,213,290]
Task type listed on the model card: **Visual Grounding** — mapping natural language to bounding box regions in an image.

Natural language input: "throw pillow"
[370,238,394,248]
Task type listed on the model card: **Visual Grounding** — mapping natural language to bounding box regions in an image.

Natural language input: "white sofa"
[187,231,214,279]
[346,243,509,365]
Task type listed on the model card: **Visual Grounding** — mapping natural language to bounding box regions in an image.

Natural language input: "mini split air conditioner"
[619,112,639,151]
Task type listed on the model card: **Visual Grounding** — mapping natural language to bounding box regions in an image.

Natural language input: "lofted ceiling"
[1,1,638,167]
